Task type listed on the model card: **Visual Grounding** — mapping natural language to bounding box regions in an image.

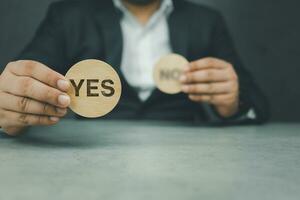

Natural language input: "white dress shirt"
[113,0,256,120]
[113,0,173,101]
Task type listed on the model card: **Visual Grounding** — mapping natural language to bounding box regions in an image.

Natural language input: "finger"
[7,60,69,91]
[0,92,67,117]
[182,82,235,95]
[186,57,232,72]
[180,69,231,83]
[0,110,60,127]
[188,94,234,105]
[2,126,26,136]
[4,76,70,108]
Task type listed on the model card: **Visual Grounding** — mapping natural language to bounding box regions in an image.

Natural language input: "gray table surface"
[0,120,299,200]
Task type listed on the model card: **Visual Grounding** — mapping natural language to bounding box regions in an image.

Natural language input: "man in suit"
[0,0,269,135]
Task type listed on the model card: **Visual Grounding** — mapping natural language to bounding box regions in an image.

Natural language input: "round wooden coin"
[65,59,122,118]
[153,54,189,94]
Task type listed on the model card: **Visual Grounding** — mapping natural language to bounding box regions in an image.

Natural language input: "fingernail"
[58,94,70,106]
[183,64,190,72]
[50,117,60,122]
[57,79,70,91]
[180,75,187,82]
[56,107,67,115]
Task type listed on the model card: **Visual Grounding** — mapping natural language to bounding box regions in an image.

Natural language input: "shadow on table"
[12,128,118,149]
[3,119,249,149]
[15,136,101,149]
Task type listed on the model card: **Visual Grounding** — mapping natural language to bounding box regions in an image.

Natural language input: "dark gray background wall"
[0,0,299,121]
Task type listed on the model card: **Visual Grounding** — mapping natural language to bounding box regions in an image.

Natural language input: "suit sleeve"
[205,13,270,124]
[17,3,67,74]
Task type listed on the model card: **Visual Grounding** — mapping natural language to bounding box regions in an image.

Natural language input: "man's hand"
[0,60,70,136]
[180,57,239,118]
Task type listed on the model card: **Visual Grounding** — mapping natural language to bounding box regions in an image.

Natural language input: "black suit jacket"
[18,0,269,124]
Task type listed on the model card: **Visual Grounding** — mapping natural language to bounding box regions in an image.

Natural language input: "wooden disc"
[153,54,189,94]
[65,59,122,118]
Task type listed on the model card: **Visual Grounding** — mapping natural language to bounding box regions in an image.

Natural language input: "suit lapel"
[145,0,189,105]
[93,0,140,101]
[92,0,189,105]
[93,0,123,73]
[168,0,189,58]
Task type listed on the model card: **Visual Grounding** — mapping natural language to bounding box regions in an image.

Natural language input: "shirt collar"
[113,0,174,17]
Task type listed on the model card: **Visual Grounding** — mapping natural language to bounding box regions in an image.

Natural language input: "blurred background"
[0,0,299,122]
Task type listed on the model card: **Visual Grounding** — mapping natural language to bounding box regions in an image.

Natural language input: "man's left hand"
[180,57,239,118]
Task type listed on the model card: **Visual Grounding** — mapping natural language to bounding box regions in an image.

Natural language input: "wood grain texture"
[65,59,122,118]
[153,54,189,94]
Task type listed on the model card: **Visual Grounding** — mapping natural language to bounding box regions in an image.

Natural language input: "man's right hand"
[0,60,70,136]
